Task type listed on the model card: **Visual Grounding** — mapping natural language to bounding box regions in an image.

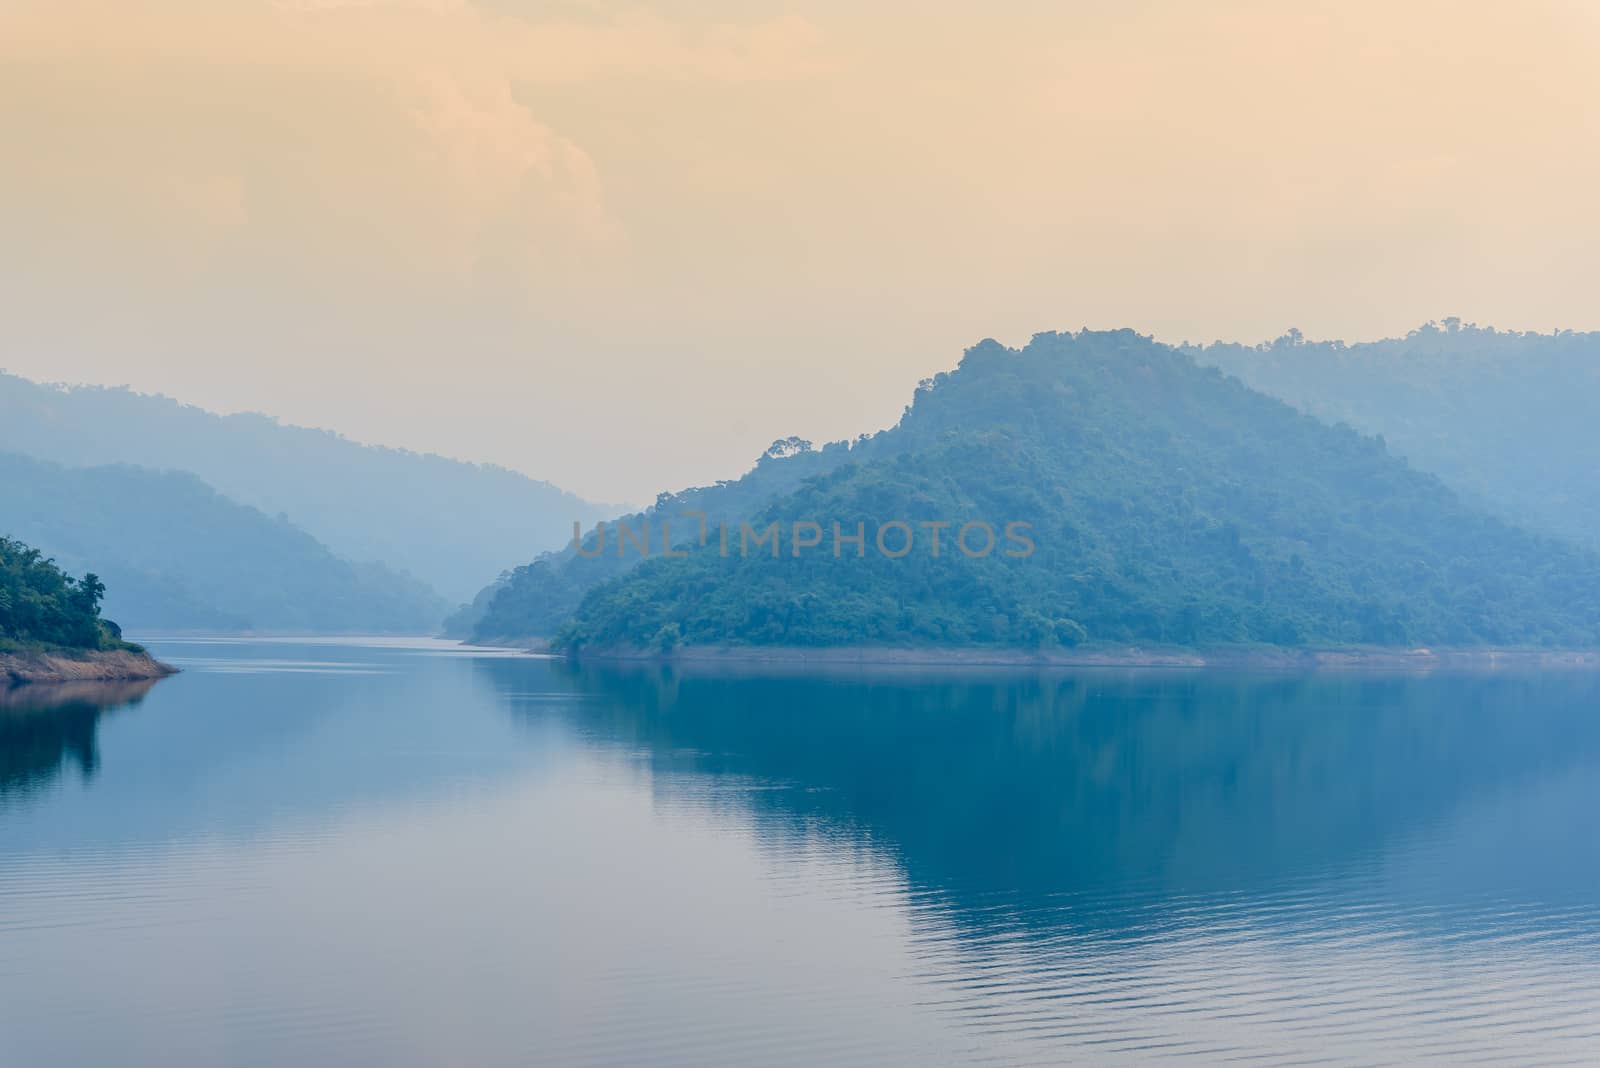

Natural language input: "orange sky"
[4,0,1599,501]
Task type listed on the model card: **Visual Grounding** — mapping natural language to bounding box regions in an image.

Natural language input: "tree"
[1,537,118,649]
[76,572,106,616]
[763,436,813,460]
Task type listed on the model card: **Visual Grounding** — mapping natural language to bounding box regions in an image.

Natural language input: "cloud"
[0,0,825,292]
[405,68,622,276]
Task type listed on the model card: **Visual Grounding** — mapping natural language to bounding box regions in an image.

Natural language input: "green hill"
[1192,321,1600,549]
[549,330,1600,652]
[462,437,854,641]
[1,452,449,634]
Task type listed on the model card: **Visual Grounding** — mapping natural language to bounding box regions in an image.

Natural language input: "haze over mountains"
[3,452,448,634]
[471,328,1600,653]
[8,323,1600,648]
[1193,322,1600,549]
[0,372,607,604]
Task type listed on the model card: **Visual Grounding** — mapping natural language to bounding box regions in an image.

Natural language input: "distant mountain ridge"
[1191,322,1600,549]
[1,451,448,634]
[511,330,1600,652]
[0,372,607,602]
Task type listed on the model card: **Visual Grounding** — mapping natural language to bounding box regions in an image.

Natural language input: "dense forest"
[2,452,449,634]
[0,372,607,601]
[1193,322,1600,549]
[0,535,124,650]
[543,330,1600,652]
[462,436,856,640]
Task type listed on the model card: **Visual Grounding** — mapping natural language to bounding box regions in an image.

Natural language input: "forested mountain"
[546,330,1600,652]
[462,436,858,640]
[1,535,120,650]
[0,372,607,601]
[1192,322,1600,548]
[2,452,448,634]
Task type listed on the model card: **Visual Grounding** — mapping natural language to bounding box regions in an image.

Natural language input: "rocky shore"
[546,642,1600,673]
[1,647,178,687]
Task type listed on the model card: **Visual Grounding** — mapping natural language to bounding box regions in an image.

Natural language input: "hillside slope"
[2,452,449,634]
[1193,322,1600,548]
[463,437,855,641]
[0,373,607,601]
[554,330,1600,652]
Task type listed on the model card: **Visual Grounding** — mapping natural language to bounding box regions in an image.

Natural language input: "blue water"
[3,638,1599,1065]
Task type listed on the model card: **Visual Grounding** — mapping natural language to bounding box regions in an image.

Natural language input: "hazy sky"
[5,0,1600,503]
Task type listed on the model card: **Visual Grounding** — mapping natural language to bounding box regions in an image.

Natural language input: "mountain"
[462,436,856,641]
[1191,322,1600,548]
[0,372,608,601]
[1,452,449,634]
[543,330,1600,652]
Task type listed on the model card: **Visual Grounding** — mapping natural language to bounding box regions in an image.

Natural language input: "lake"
[3,638,1599,1065]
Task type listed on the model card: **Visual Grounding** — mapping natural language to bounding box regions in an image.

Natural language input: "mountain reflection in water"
[1,640,1596,1065]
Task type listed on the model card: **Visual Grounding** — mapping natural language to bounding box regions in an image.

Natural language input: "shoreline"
[2,647,179,687]
[468,639,1600,673]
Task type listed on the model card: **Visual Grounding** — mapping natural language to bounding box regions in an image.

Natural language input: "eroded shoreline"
[2,647,179,687]
[472,640,1600,673]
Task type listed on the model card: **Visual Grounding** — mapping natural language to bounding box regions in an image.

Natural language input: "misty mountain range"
[2,452,448,634]
[6,322,1600,646]
[0,371,608,604]
[1192,321,1600,549]
[0,370,606,633]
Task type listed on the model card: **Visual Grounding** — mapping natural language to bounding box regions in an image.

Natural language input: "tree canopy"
[0,535,119,650]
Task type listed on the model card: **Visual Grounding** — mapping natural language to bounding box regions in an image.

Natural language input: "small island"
[1,535,175,687]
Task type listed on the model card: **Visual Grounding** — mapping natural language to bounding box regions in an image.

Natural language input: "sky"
[4,0,1600,504]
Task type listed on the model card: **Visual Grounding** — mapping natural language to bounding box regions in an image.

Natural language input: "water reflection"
[477,660,1600,1060]
[485,662,1600,918]
[0,679,157,805]
[3,644,1598,1065]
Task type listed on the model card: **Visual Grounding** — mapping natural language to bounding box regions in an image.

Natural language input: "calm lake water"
[3,638,1600,1065]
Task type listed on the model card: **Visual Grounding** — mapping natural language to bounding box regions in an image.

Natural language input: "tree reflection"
[0,679,157,805]
[477,658,1600,931]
